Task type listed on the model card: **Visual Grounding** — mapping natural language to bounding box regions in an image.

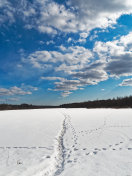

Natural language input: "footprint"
[83,148,87,150]
[6,147,11,149]
[115,144,119,146]
[0,147,4,149]
[128,148,132,150]
[46,155,50,158]
[74,148,78,151]
[102,148,107,150]
[74,158,77,162]
[93,151,97,155]
[67,160,72,163]
[94,148,99,150]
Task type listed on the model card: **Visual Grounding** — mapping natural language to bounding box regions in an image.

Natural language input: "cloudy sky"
[0,0,132,105]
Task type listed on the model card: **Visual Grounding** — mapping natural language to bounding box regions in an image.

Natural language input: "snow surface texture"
[0,109,132,176]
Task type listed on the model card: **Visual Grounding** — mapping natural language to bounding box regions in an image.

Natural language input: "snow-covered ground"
[0,109,132,176]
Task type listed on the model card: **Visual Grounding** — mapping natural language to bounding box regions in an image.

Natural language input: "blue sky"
[0,0,132,105]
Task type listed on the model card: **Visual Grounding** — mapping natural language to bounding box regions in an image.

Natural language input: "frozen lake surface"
[0,109,132,176]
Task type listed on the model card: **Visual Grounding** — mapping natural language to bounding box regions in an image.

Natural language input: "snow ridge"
[40,113,68,176]
[53,114,67,176]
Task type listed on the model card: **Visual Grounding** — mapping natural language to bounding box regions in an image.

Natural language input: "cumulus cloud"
[26,46,93,70]
[0,0,15,25]
[72,70,108,84]
[1,0,132,35]
[106,53,132,77]
[23,0,132,34]
[119,78,132,86]
[42,31,132,96]
[94,32,132,77]
[41,76,65,81]
[77,32,89,43]
[0,86,32,96]
[23,46,98,96]
[20,31,132,97]
[23,44,109,97]
[61,91,72,97]
[67,0,132,31]
[54,79,82,91]
[0,85,38,98]
[67,37,72,43]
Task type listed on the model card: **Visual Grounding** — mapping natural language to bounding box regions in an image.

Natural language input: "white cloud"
[119,78,132,86]
[68,0,132,31]
[0,85,38,97]
[25,0,77,34]
[0,0,15,25]
[94,32,132,77]
[54,79,82,91]
[38,26,57,35]
[46,40,55,45]
[33,0,132,34]
[89,33,98,41]
[23,45,109,97]
[106,53,132,77]
[2,0,132,35]
[80,32,89,39]
[23,7,36,17]
[77,32,89,43]
[41,76,65,81]
[1,0,132,36]
[67,37,72,43]
[0,86,31,96]
[34,0,132,34]
[78,38,87,43]
[72,69,108,84]
[26,46,93,70]
[20,31,132,97]
[59,45,67,51]
[61,91,72,97]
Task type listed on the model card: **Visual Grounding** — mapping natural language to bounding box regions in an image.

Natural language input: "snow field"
[0,108,132,176]
[0,109,64,176]
[61,109,132,176]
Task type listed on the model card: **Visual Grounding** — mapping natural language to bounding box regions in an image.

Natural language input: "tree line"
[60,96,132,108]
[0,96,132,110]
[0,103,57,110]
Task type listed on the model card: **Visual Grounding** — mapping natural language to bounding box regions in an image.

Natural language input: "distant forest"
[60,96,132,108]
[0,96,132,110]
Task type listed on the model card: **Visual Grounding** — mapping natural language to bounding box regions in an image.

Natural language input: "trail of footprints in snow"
[0,147,53,150]
[62,114,132,164]
[66,123,132,163]
[77,127,132,156]
[66,140,132,164]
[63,113,80,164]
[69,139,132,159]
